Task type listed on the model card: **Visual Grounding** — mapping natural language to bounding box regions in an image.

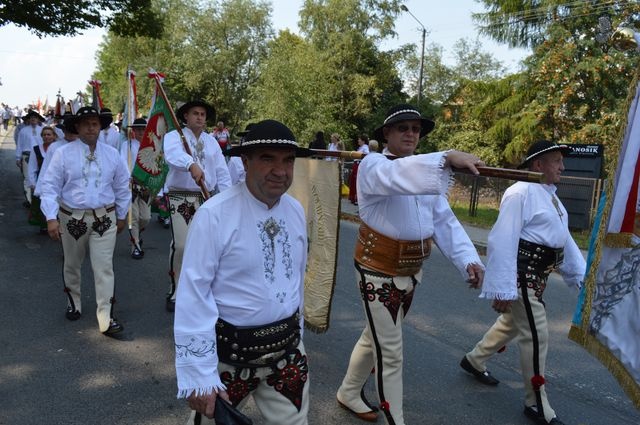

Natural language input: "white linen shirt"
[163,127,231,193]
[98,125,122,150]
[174,183,307,397]
[39,141,131,220]
[120,138,140,171]
[16,124,43,160]
[226,156,246,185]
[27,141,51,187]
[357,152,483,278]
[480,182,586,300]
[34,138,76,197]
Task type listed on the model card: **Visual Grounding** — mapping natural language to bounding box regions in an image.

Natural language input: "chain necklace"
[551,194,564,219]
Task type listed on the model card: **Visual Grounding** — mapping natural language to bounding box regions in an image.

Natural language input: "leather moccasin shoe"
[131,247,144,259]
[103,320,124,337]
[524,406,565,425]
[65,307,81,321]
[337,399,378,422]
[460,356,500,385]
[166,298,175,312]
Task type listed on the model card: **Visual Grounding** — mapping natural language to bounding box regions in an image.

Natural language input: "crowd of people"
[7,98,584,425]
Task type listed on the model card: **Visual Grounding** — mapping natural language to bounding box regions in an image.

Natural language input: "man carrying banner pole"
[335,103,486,425]
[461,140,586,425]
[163,99,231,312]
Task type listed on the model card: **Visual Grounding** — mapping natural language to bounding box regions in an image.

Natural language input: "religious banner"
[88,80,104,111]
[121,69,138,138]
[287,158,342,332]
[569,72,640,408]
[131,71,174,197]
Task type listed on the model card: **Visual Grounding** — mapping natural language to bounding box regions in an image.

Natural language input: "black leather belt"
[517,239,563,276]
[216,311,301,368]
[59,204,116,216]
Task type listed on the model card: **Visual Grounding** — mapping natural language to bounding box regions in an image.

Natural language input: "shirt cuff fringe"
[479,291,518,300]
[176,383,226,399]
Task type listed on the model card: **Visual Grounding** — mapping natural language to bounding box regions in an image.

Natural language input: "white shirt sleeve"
[479,191,526,300]
[174,207,225,397]
[39,149,65,220]
[27,145,39,188]
[164,130,195,172]
[431,195,484,279]
[358,152,451,198]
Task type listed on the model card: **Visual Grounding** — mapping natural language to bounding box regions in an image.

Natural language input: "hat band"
[242,138,298,147]
[383,109,421,124]
[524,144,568,162]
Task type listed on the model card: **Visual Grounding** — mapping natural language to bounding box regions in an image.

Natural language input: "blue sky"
[0,0,529,108]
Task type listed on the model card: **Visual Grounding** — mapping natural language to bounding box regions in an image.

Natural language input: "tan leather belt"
[354,223,431,276]
[59,204,115,218]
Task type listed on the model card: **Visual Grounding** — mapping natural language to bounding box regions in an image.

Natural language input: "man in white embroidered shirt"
[163,99,231,312]
[336,103,486,425]
[39,106,131,338]
[174,120,311,425]
[460,140,586,425]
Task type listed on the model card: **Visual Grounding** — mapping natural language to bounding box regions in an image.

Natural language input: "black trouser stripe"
[168,219,177,297]
[61,250,76,311]
[520,275,544,418]
[355,261,396,425]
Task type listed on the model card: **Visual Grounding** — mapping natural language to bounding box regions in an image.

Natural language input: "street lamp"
[400,4,426,110]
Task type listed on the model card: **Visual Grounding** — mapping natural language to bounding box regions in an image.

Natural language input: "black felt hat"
[225,119,311,157]
[517,140,572,169]
[65,106,112,133]
[176,100,216,124]
[373,103,435,141]
[60,111,78,134]
[22,109,46,122]
[129,117,148,128]
[236,123,256,137]
[99,107,114,127]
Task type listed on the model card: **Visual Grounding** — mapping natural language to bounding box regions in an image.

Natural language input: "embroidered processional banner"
[569,74,640,408]
[288,158,341,333]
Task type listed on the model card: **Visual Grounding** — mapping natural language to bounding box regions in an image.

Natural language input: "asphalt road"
[0,130,638,425]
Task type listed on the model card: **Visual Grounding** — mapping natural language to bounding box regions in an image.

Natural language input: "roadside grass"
[450,203,592,251]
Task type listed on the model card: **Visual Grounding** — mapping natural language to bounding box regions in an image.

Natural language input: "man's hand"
[466,263,484,289]
[116,219,126,234]
[492,299,512,313]
[189,163,204,185]
[47,219,61,241]
[187,390,229,419]
[444,150,485,175]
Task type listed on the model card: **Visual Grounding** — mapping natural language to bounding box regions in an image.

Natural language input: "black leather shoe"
[460,356,500,385]
[103,320,124,336]
[524,406,565,424]
[131,247,144,259]
[165,298,175,312]
[65,307,81,321]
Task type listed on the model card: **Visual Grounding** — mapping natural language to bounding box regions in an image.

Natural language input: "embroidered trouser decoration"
[58,209,118,332]
[214,342,310,425]
[220,368,260,406]
[266,348,308,411]
[166,191,205,301]
[339,262,420,425]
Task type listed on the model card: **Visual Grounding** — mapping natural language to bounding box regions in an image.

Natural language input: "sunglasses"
[394,123,422,134]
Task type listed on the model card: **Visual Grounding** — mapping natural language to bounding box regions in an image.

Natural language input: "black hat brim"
[225,144,312,158]
[65,115,112,134]
[176,100,216,124]
[517,145,572,169]
[373,114,435,142]
[22,111,46,122]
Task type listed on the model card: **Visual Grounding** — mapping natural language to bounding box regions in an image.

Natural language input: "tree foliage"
[0,0,163,38]
[94,0,272,132]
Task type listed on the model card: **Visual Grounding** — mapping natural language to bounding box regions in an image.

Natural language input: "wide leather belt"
[216,311,301,368]
[59,203,115,220]
[517,239,563,276]
[354,223,431,276]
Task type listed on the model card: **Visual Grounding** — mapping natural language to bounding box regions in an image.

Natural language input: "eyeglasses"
[394,124,422,134]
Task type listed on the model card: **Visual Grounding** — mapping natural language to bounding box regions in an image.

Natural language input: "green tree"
[0,0,163,38]
[93,0,272,131]
[473,0,640,163]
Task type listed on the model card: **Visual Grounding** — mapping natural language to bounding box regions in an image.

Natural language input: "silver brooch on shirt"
[258,217,293,284]
[551,195,563,218]
[82,151,101,188]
